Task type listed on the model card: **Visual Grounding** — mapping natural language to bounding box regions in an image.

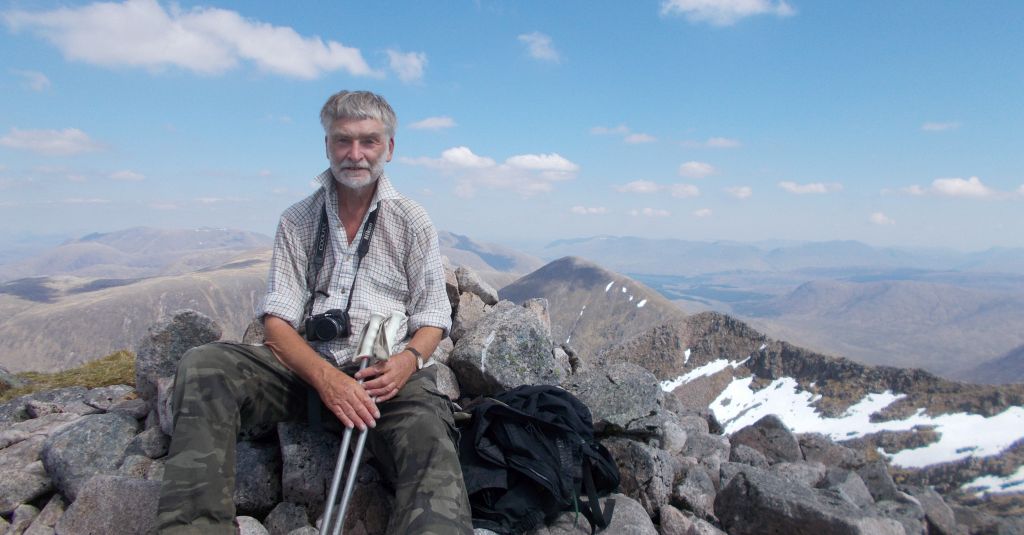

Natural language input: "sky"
[1,0,1022,252]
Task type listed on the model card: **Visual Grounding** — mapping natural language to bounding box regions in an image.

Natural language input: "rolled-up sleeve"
[259,215,309,328]
[405,217,452,337]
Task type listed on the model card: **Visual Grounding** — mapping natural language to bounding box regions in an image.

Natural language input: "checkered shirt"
[259,170,452,366]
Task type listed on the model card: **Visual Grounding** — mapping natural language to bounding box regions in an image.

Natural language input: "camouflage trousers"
[156,342,472,535]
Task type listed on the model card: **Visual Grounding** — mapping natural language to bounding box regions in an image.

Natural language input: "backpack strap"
[577,456,615,533]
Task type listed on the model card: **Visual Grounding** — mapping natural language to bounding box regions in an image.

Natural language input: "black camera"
[305,308,350,341]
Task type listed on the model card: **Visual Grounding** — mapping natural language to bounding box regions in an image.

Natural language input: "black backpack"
[458,385,621,534]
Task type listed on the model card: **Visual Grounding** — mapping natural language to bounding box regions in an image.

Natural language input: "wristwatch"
[406,347,424,369]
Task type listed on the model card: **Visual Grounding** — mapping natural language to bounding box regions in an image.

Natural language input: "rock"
[243,317,266,344]
[0,364,27,392]
[450,301,560,396]
[319,462,393,535]
[857,460,899,502]
[456,266,499,305]
[287,527,319,535]
[729,414,801,464]
[0,387,88,431]
[527,509,590,534]
[156,376,176,437]
[451,292,488,342]
[432,337,454,366]
[672,463,717,520]
[799,433,864,469]
[729,443,768,468]
[875,496,926,535]
[653,418,688,456]
[681,432,731,488]
[433,361,461,401]
[125,426,170,459]
[603,438,674,517]
[0,460,51,515]
[770,461,827,488]
[264,502,310,535]
[108,397,152,420]
[659,504,726,535]
[134,309,222,400]
[9,503,39,535]
[237,515,270,535]
[564,362,660,434]
[277,423,339,521]
[55,475,160,535]
[821,468,874,509]
[41,412,140,501]
[521,298,552,339]
[0,434,46,472]
[0,428,31,450]
[23,494,65,535]
[715,469,905,535]
[904,485,957,535]
[598,493,658,534]
[84,385,135,411]
[443,261,460,310]
[235,440,282,518]
[118,454,160,479]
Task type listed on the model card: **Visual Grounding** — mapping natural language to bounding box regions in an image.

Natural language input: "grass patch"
[0,350,136,403]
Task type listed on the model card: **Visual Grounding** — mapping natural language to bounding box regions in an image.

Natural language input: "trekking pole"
[320,313,385,535]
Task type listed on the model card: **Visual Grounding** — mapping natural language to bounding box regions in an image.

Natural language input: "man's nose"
[348,141,365,161]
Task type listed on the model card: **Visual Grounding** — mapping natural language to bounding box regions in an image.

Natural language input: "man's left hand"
[356,350,418,403]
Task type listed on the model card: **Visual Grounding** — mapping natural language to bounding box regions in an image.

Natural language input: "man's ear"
[386,137,395,162]
[324,135,329,159]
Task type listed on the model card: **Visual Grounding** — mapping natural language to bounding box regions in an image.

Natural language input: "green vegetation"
[0,350,135,403]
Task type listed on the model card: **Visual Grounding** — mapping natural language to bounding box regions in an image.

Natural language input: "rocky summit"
[1,262,1023,534]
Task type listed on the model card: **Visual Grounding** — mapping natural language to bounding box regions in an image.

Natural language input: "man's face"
[325,117,394,190]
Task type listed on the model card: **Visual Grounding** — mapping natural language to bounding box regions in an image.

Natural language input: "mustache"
[337,160,372,169]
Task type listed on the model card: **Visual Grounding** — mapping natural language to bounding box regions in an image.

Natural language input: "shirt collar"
[315,169,401,208]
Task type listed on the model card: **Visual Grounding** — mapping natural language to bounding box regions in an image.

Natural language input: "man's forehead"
[327,117,388,137]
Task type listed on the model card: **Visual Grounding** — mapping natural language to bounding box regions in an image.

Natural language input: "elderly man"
[157,90,472,534]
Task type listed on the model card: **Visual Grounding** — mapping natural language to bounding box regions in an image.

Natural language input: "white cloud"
[1018,185,1024,197]
[629,207,671,217]
[693,208,713,218]
[778,181,843,194]
[660,0,795,26]
[682,136,741,148]
[624,133,657,144]
[109,170,145,181]
[921,121,961,132]
[11,69,51,91]
[387,49,427,83]
[402,146,579,197]
[932,176,994,199]
[726,186,752,199]
[4,0,377,79]
[517,31,560,62]
[678,161,715,179]
[570,206,607,215]
[590,125,630,135]
[902,185,927,196]
[670,183,700,198]
[195,196,247,204]
[870,212,895,225]
[61,197,109,204]
[616,180,661,194]
[409,116,456,130]
[0,127,103,156]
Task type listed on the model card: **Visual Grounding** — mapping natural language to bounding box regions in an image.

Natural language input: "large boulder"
[729,414,801,465]
[602,438,674,518]
[450,301,561,396]
[55,475,161,535]
[455,266,499,305]
[134,309,222,401]
[563,362,660,434]
[41,412,140,500]
[235,440,282,518]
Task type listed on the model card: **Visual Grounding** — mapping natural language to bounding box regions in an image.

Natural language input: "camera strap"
[303,199,381,320]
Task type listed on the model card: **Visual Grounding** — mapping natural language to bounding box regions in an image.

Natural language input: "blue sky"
[1,0,1021,251]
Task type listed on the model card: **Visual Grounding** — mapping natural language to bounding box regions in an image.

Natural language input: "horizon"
[2,1,1022,251]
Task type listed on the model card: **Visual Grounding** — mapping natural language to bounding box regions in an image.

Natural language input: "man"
[157,90,473,534]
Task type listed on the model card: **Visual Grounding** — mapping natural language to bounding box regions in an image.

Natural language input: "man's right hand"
[312,365,381,431]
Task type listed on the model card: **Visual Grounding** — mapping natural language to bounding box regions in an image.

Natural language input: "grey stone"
[125,426,170,459]
[277,422,339,520]
[433,360,461,400]
[603,437,674,517]
[444,260,460,309]
[527,509,591,534]
[552,346,572,381]
[521,298,552,338]
[654,418,688,456]
[1,364,27,391]
[718,461,751,490]
[564,362,660,434]
[56,475,161,534]
[237,515,270,535]
[156,376,176,437]
[672,464,717,520]
[904,485,957,535]
[729,414,801,464]
[450,300,560,396]
[235,440,282,518]
[41,412,140,500]
[0,434,46,471]
[821,468,874,509]
[242,318,266,344]
[10,503,40,535]
[315,462,392,535]
[857,460,899,502]
[599,493,658,534]
[264,502,310,535]
[0,460,51,514]
[83,384,135,411]
[23,494,66,535]
[0,428,31,449]
[715,469,905,535]
[0,387,88,431]
[451,292,488,342]
[0,515,8,533]
[456,266,499,305]
[432,337,454,366]
[108,397,152,420]
[287,528,319,535]
[799,433,864,469]
[729,443,768,468]
[682,432,731,488]
[674,414,710,435]
[770,461,827,488]
[134,309,222,400]
[659,504,727,535]
[875,497,927,535]
[118,454,159,479]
